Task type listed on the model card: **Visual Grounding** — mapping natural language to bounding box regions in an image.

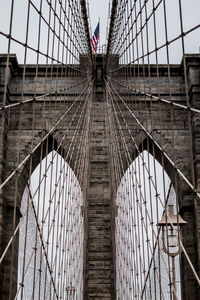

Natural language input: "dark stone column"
[85,55,114,299]
[185,54,200,299]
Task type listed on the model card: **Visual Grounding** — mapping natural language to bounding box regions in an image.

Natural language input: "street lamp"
[157,204,187,300]
[101,44,106,54]
[66,282,76,300]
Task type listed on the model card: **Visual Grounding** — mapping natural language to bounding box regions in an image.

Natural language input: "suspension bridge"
[0,0,200,299]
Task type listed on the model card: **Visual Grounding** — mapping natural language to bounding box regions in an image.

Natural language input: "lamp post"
[66,282,76,300]
[102,44,106,54]
[157,204,187,300]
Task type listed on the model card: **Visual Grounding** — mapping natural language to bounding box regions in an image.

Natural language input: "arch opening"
[115,150,182,299]
[17,150,84,299]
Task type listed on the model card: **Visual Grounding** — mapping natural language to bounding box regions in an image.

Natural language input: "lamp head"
[157,204,187,227]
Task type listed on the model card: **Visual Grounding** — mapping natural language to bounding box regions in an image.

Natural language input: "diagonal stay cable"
[107,81,193,297]
[106,77,183,212]
[27,187,59,299]
[140,183,172,298]
[0,30,87,74]
[108,78,200,287]
[108,23,200,73]
[44,91,91,297]
[109,77,200,114]
[0,77,90,111]
[108,78,200,200]
[29,85,91,295]
[15,86,91,299]
[0,79,92,191]
[107,83,173,299]
[0,80,93,268]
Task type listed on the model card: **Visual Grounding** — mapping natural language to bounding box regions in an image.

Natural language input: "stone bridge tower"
[0,53,200,299]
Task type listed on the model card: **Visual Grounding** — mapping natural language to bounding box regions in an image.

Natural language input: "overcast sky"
[0,0,199,63]
[88,0,111,46]
[88,0,200,62]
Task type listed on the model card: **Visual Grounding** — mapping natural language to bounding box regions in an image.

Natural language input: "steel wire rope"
[107,50,162,296]
[108,39,177,292]
[107,78,200,287]
[111,0,128,53]
[34,86,91,298]
[141,6,164,291]
[14,81,92,299]
[108,77,200,114]
[58,96,91,298]
[0,79,93,267]
[0,80,92,191]
[111,69,181,296]
[123,4,151,295]
[0,0,91,297]
[107,78,180,296]
[69,0,90,60]
[35,1,68,284]
[0,28,87,73]
[8,0,44,294]
[107,80,180,299]
[30,0,87,65]
[108,21,200,72]
[107,0,127,68]
[107,83,168,299]
[17,0,86,290]
[140,183,173,298]
[106,0,200,296]
[108,79,200,201]
[107,79,171,212]
[107,82,155,292]
[47,88,91,298]
[107,81,168,256]
[0,74,89,108]
[108,78,184,221]
[138,1,156,295]
[112,0,163,58]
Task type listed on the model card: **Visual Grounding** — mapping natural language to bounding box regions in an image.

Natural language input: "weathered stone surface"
[85,55,114,299]
[0,54,200,299]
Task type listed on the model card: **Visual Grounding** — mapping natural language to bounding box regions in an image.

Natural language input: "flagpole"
[91,21,100,54]
[99,17,100,54]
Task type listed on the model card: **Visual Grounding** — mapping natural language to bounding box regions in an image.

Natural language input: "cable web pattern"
[0,0,200,299]
[0,0,92,299]
[105,0,200,299]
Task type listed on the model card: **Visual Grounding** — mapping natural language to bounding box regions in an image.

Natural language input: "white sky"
[0,0,199,63]
[88,0,200,61]
[88,0,111,46]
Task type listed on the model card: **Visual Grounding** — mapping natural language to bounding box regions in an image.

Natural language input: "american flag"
[91,22,99,54]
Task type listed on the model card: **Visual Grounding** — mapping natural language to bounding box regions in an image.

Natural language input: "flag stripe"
[91,39,96,52]
[91,22,99,54]
[93,36,98,46]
